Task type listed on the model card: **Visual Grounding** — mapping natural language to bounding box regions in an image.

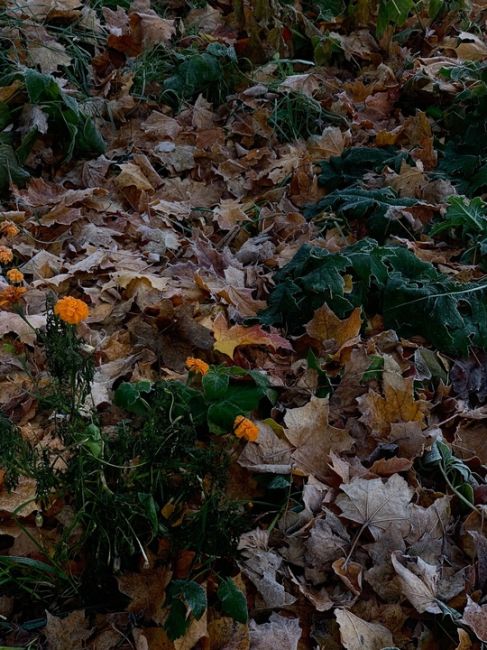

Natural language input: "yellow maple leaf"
[212,313,293,358]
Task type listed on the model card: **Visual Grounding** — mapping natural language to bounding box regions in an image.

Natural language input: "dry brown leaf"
[0,476,38,516]
[0,312,45,345]
[335,609,394,650]
[117,566,172,625]
[43,610,92,650]
[332,557,363,595]
[358,355,429,435]
[284,396,354,479]
[115,162,155,192]
[214,199,251,230]
[453,423,487,466]
[336,474,413,540]
[305,305,361,354]
[455,628,473,650]
[391,552,441,614]
[238,420,292,474]
[207,615,249,650]
[249,613,301,650]
[461,597,487,643]
[212,313,292,358]
[129,11,175,49]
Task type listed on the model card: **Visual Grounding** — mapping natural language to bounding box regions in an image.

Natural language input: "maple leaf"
[212,313,293,358]
[336,474,414,540]
[305,304,361,354]
[283,396,354,479]
[357,355,429,436]
[117,566,172,625]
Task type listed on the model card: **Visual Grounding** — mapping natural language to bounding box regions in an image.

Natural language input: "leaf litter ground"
[1,0,487,648]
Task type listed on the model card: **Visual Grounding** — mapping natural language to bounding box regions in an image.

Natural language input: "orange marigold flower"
[234,415,259,442]
[0,246,13,264]
[6,268,24,284]
[54,296,90,325]
[0,221,19,238]
[185,357,209,375]
[0,285,27,308]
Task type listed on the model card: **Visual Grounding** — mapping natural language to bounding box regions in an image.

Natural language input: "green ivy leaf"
[113,381,152,415]
[167,579,207,619]
[217,577,248,624]
[202,371,229,400]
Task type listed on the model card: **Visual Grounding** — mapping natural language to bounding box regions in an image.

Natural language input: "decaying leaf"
[117,566,172,625]
[335,609,394,650]
[213,313,292,358]
[305,305,362,355]
[284,396,354,479]
[43,610,92,650]
[391,552,441,614]
[249,613,301,650]
[358,355,429,435]
[461,597,487,643]
[336,474,414,540]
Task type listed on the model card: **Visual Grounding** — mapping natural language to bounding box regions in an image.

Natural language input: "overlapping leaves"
[259,239,487,354]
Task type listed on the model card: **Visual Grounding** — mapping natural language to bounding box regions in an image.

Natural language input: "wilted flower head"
[54,296,90,325]
[0,246,13,264]
[6,268,23,284]
[185,357,209,375]
[233,415,259,442]
[0,221,19,238]
[0,285,27,309]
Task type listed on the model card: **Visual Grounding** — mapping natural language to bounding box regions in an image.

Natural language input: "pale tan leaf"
[284,396,354,479]
[335,609,393,650]
[44,610,92,650]
[391,552,441,614]
[336,474,413,540]
[461,597,487,643]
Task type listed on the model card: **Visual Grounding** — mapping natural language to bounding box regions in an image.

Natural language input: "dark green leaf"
[202,371,229,400]
[217,577,248,623]
[167,579,207,619]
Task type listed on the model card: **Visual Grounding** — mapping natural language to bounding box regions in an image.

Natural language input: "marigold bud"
[6,268,23,284]
[54,296,90,325]
[234,415,259,442]
[0,285,26,308]
[0,246,13,264]
[185,357,209,375]
[0,221,19,238]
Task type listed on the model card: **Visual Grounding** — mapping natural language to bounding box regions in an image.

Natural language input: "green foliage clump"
[258,239,487,355]
[268,91,345,143]
[0,309,265,634]
[132,42,242,108]
[430,195,487,266]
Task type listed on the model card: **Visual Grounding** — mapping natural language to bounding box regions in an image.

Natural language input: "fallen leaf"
[249,613,301,650]
[332,557,363,595]
[336,474,414,540]
[391,552,441,614]
[43,610,92,650]
[305,305,362,355]
[212,313,292,358]
[0,312,46,345]
[0,476,38,516]
[358,355,429,435]
[238,420,292,474]
[461,597,487,643]
[284,396,354,479]
[117,566,172,625]
[335,609,394,650]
